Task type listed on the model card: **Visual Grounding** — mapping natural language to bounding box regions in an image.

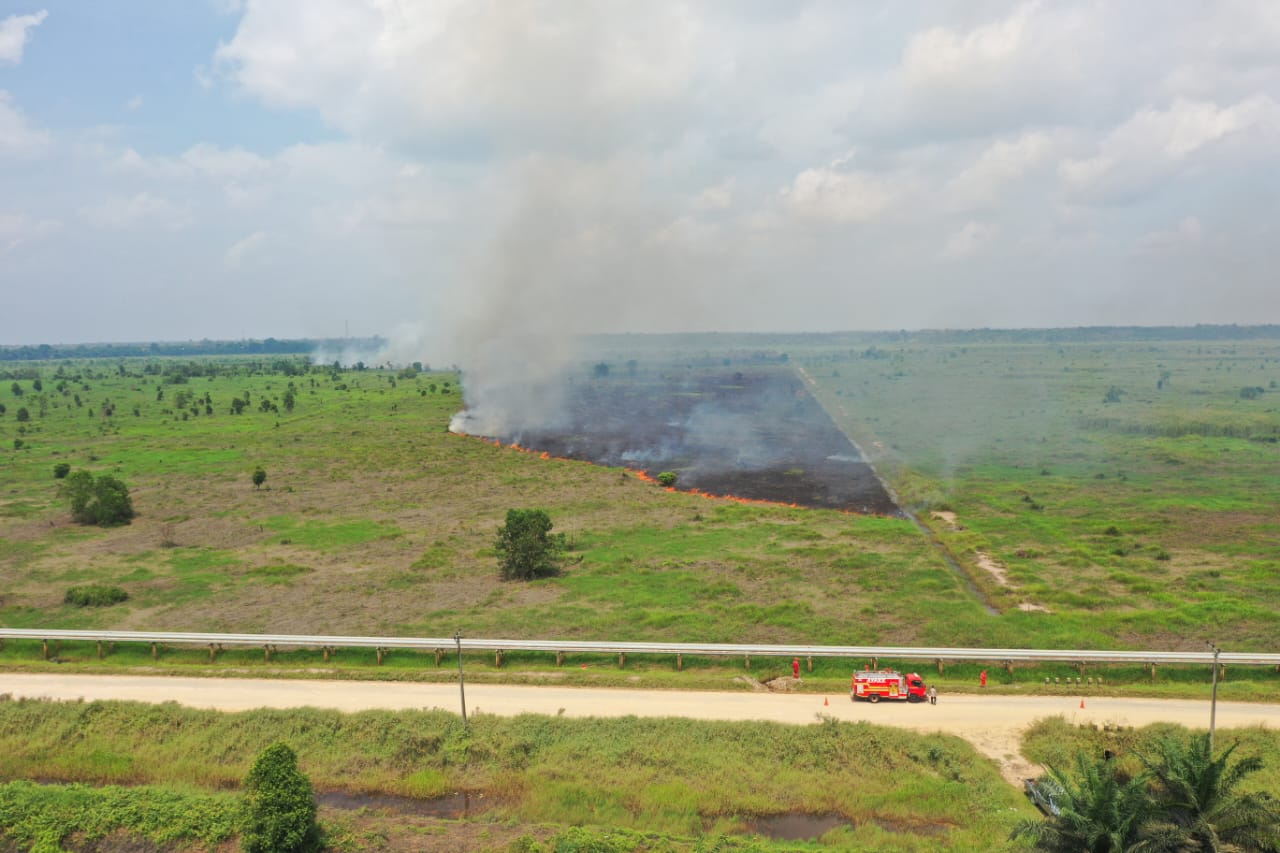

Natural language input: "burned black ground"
[494,367,899,514]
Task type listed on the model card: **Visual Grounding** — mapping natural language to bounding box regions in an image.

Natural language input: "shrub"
[242,743,319,853]
[656,471,678,487]
[53,462,71,479]
[64,585,128,607]
[495,509,566,581]
[60,470,135,527]
[253,467,267,489]
[15,407,30,422]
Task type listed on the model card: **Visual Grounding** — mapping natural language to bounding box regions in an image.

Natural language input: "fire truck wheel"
[867,694,880,704]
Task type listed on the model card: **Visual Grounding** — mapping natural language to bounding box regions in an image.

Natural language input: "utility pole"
[1207,641,1220,752]
[455,629,468,726]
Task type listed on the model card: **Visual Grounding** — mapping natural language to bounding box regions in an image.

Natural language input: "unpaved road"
[2,673,1277,785]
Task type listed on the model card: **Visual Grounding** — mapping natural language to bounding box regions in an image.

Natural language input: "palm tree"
[1138,732,1280,852]
[1011,753,1184,852]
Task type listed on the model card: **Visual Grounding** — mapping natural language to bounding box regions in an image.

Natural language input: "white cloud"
[1061,96,1280,202]
[126,95,143,112]
[692,181,734,212]
[81,192,192,230]
[884,2,1105,136]
[0,10,46,65]
[224,230,267,267]
[902,5,1034,85]
[941,221,995,259]
[943,131,1060,211]
[214,0,700,151]
[0,210,60,254]
[0,90,48,156]
[1137,216,1203,253]
[781,162,911,226]
[8,3,1280,346]
[111,142,272,181]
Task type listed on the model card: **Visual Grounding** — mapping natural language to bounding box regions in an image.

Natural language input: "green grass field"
[3,334,1278,658]
[797,334,1280,651]
[2,332,1279,850]
[0,696,1034,852]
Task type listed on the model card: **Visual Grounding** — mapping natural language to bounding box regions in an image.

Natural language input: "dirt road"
[2,673,1276,785]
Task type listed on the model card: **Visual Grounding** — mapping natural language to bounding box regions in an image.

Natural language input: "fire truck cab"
[850,669,928,703]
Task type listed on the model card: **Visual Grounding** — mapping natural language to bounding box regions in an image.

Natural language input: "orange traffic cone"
[824,696,829,706]
[1080,698,1086,709]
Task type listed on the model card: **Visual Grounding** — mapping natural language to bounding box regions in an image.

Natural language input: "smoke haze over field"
[3,1,1280,366]
[445,153,738,434]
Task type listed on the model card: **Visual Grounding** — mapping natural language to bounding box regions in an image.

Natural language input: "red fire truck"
[850,669,928,703]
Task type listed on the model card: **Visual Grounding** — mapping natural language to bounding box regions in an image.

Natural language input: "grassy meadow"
[798,333,1280,651]
[1,333,1279,667]
[0,696,1034,852]
[2,332,1280,850]
[0,354,977,649]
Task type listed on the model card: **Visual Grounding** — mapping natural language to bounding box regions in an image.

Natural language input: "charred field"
[486,366,900,515]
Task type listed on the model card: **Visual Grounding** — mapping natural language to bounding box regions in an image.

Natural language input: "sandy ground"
[2,673,1276,787]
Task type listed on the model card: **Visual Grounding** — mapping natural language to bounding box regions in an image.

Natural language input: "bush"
[53,462,71,479]
[496,509,566,581]
[59,470,136,527]
[253,466,267,489]
[242,743,319,853]
[656,471,678,487]
[64,585,128,607]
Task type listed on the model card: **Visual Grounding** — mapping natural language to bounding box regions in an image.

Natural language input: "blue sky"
[2,2,1280,359]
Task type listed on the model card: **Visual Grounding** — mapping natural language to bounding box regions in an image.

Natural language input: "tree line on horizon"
[0,337,387,362]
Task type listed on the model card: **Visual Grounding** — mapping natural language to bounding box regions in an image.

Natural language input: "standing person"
[928,685,937,705]
[792,658,801,680]
[980,669,988,688]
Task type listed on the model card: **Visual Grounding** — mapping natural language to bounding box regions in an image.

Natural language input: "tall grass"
[0,697,1029,850]
[1021,715,1280,796]
[3,338,1280,655]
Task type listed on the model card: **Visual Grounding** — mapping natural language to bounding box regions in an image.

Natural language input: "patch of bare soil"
[929,510,961,530]
[963,727,1044,788]
[973,551,1052,612]
[974,551,1010,587]
[761,675,804,692]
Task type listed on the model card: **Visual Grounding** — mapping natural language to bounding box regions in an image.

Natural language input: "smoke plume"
[447,154,714,436]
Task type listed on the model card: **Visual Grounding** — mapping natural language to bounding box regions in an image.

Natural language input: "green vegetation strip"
[1022,716,1280,796]
[0,780,241,853]
[0,697,1029,851]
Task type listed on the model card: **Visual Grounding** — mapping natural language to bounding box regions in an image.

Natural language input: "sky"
[2,1,1280,356]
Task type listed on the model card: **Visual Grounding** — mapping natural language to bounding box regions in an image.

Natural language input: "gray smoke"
[447,154,713,436]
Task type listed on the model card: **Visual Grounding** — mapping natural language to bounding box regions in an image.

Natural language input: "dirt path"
[2,673,1277,786]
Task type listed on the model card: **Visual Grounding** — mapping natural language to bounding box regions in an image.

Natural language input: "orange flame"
[455,432,814,511]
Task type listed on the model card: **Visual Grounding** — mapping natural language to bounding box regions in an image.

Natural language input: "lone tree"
[495,508,566,580]
[252,466,267,490]
[242,742,319,853]
[60,471,135,527]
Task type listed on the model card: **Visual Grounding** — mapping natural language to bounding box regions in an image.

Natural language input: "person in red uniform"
[980,669,988,688]
[792,658,801,679]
